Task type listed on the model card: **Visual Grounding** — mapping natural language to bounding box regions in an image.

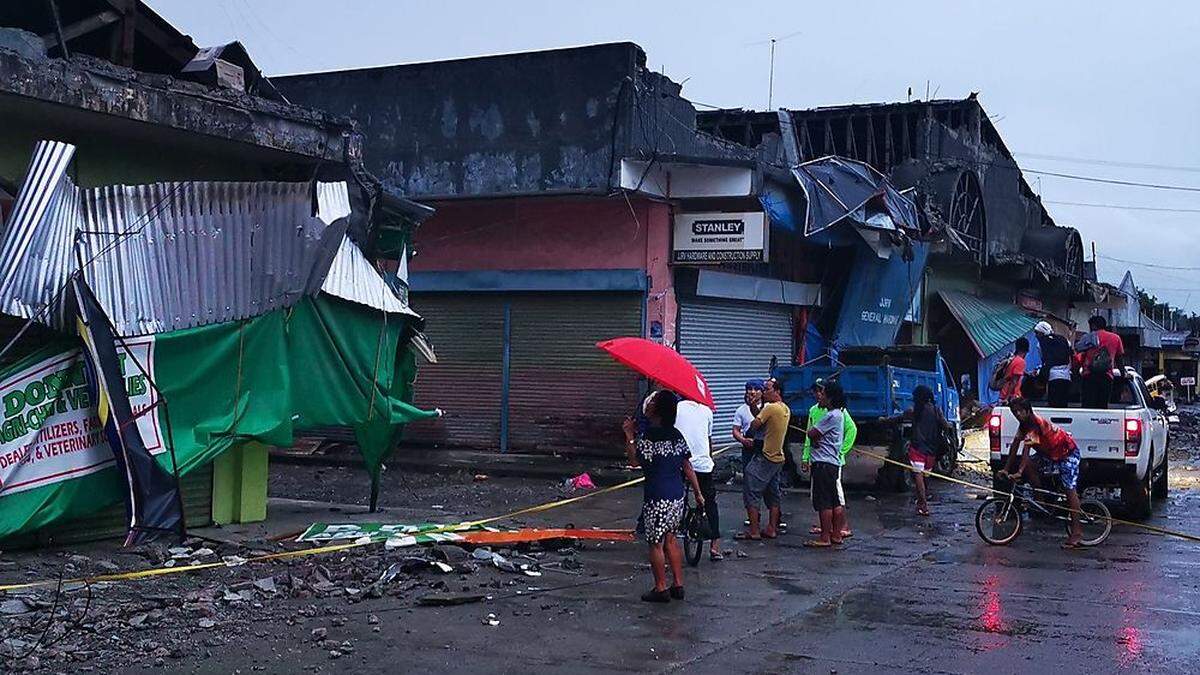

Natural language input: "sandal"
[840,530,853,539]
[804,539,833,548]
[916,507,931,517]
[709,550,724,561]
[641,588,670,603]
[809,525,823,535]
[1062,540,1083,550]
[734,532,761,541]
[762,532,778,540]
[669,585,685,600]
[831,538,844,546]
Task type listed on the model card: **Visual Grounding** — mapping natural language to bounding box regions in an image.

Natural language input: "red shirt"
[1077,329,1124,378]
[1020,415,1076,461]
[1001,354,1026,401]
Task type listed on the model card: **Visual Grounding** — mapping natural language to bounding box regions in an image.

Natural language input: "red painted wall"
[411,195,678,345]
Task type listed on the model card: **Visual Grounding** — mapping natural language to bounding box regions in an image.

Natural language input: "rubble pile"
[0,535,593,672]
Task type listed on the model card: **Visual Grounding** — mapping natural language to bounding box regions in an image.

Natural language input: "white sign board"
[672,212,767,263]
[1181,376,1197,386]
[0,339,161,496]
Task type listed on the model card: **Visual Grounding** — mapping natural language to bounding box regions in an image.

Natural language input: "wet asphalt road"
[193,464,1200,675]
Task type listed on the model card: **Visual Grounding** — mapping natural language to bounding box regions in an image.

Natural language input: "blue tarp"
[791,157,922,237]
[975,330,1043,405]
[833,240,930,348]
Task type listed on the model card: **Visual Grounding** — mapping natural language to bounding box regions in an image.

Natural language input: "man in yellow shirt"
[737,378,791,540]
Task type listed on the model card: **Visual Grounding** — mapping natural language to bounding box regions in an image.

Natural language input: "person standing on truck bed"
[1000,337,1029,404]
[1035,321,1074,408]
[1074,315,1125,409]
[999,397,1084,548]
[802,379,857,539]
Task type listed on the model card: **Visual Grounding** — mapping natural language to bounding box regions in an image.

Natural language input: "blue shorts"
[1036,448,1081,491]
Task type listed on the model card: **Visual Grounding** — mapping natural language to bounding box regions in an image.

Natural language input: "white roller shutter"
[678,300,793,442]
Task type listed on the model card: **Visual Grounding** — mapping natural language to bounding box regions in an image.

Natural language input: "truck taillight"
[989,413,1002,453]
[1125,418,1142,457]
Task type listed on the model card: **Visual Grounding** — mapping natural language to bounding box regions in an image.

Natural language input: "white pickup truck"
[989,367,1170,519]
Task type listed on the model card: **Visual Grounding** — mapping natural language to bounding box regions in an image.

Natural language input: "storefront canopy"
[939,290,1037,357]
[791,156,922,237]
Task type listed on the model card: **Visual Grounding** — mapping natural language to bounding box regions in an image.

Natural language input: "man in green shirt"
[801,379,856,538]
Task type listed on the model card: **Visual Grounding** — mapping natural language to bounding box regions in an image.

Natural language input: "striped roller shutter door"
[508,293,643,455]
[678,300,793,442]
[406,294,506,449]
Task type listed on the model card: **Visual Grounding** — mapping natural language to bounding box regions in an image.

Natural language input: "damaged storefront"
[0,141,434,543]
[0,3,436,544]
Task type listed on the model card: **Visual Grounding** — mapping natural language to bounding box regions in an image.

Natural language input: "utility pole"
[767,38,776,109]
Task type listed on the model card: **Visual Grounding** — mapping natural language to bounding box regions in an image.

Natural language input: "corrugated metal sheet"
[678,300,792,442]
[0,141,404,336]
[508,293,642,455]
[405,294,505,448]
[939,290,1037,357]
[320,235,416,316]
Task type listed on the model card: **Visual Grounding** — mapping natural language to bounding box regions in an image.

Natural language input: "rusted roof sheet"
[0,140,415,336]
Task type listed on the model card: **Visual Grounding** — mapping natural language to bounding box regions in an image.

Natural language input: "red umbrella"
[596,337,716,410]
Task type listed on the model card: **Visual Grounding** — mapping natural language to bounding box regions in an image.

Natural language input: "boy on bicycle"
[999,397,1084,548]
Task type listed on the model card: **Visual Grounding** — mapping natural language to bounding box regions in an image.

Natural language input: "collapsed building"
[699,96,1089,402]
[0,1,433,545]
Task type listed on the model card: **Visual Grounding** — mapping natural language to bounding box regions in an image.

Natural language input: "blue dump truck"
[772,345,962,489]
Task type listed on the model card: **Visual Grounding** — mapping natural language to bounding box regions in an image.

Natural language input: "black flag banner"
[72,276,184,545]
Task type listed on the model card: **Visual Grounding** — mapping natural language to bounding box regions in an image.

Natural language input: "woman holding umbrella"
[622,389,705,603]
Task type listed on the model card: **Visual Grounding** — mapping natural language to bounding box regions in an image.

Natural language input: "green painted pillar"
[211,441,269,525]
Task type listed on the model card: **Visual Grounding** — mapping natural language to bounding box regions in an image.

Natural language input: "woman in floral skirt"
[622,389,705,603]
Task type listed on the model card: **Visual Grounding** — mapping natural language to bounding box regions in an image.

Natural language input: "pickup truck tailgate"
[1036,409,1125,459]
[992,407,1129,461]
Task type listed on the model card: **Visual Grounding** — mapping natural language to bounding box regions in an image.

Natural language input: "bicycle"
[974,473,1112,546]
[681,485,709,566]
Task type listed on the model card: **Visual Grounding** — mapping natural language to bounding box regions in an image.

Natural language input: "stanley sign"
[672,212,767,263]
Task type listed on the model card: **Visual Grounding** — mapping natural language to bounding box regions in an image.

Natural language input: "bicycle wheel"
[683,529,703,566]
[975,498,1022,545]
[1071,498,1112,546]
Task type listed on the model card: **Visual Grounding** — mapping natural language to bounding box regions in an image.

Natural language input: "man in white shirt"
[732,379,766,472]
[676,398,722,560]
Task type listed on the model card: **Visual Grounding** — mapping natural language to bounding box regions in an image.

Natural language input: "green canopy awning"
[938,290,1037,357]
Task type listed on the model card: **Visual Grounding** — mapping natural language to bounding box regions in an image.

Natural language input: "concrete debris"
[0,598,32,615]
[417,592,486,607]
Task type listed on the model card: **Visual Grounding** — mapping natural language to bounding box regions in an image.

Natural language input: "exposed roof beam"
[40,10,121,50]
[99,0,196,65]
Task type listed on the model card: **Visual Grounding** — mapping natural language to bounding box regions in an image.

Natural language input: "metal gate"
[406,295,506,448]
[406,292,642,454]
[678,300,793,441]
[508,293,642,454]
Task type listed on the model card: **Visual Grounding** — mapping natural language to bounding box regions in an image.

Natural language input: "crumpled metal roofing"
[320,234,416,317]
[0,140,417,336]
[791,156,922,238]
[939,290,1037,357]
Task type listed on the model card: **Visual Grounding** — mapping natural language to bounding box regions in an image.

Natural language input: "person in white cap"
[1034,320,1073,407]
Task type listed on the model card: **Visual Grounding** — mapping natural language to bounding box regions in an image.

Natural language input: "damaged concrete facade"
[279,43,816,454]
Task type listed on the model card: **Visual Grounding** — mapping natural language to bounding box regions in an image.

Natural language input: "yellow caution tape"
[850,441,1200,544]
[0,444,737,593]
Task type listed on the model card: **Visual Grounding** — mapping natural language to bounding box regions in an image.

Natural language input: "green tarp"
[0,294,435,540]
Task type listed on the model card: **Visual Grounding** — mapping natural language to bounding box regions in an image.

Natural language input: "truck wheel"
[1121,456,1153,520]
[1152,453,1169,501]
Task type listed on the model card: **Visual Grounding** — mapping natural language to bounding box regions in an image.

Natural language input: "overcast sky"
[149,0,1200,314]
